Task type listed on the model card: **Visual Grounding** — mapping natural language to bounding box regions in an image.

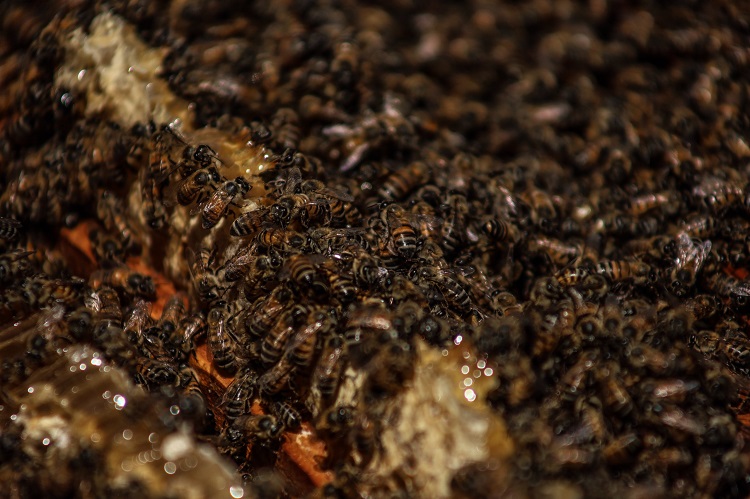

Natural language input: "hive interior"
[3,0,750,497]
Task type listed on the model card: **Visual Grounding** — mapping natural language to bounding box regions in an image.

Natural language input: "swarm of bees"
[3,0,750,497]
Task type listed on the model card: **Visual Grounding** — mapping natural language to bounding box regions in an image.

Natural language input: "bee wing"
[315,185,355,202]
[285,166,302,194]
[732,279,750,297]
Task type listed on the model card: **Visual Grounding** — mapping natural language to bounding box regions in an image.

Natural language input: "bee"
[272,401,302,432]
[377,161,430,202]
[0,249,33,284]
[157,295,186,341]
[623,191,679,217]
[287,307,337,367]
[222,244,257,282]
[603,433,642,465]
[261,305,304,367]
[280,254,328,296]
[173,312,206,357]
[123,299,152,348]
[230,207,270,237]
[96,190,141,254]
[138,167,168,230]
[680,213,720,239]
[244,285,294,338]
[233,414,283,441]
[221,367,258,423]
[0,217,22,241]
[187,247,225,305]
[207,305,239,374]
[89,228,126,266]
[89,267,156,300]
[702,272,750,311]
[411,265,472,312]
[668,232,711,297]
[527,235,580,267]
[310,334,347,410]
[269,193,311,227]
[199,176,251,229]
[691,175,744,213]
[521,187,559,232]
[270,107,301,150]
[560,351,598,401]
[374,204,419,260]
[301,179,358,227]
[255,227,308,251]
[164,166,220,207]
[322,261,358,303]
[134,357,180,388]
[178,366,207,423]
[593,259,654,285]
[258,355,296,395]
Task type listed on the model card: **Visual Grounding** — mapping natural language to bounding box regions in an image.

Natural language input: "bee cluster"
[3,0,750,497]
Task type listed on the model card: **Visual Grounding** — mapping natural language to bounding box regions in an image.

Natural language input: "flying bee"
[230,206,271,237]
[691,174,744,213]
[207,305,239,374]
[89,267,157,300]
[255,227,308,251]
[221,367,258,423]
[164,166,220,207]
[668,232,711,297]
[377,161,430,201]
[280,254,328,296]
[199,176,251,229]
[0,217,22,240]
[187,247,225,305]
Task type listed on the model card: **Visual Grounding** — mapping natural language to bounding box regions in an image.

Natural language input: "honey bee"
[207,305,239,374]
[272,401,302,432]
[0,217,22,241]
[377,161,430,202]
[521,187,559,232]
[199,176,251,229]
[270,107,301,150]
[157,295,186,341]
[138,167,168,230]
[269,193,311,227]
[222,244,259,282]
[178,365,207,423]
[680,213,720,239]
[691,175,744,213]
[89,267,156,300]
[244,285,294,338]
[123,299,151,348]
[173,312,206,356]
[255,227,308,251]
[374,204,420,260]
[280,254,328,296]
[287,307,337,367]
[0,249,33,284]
[410,265,472,312]
[230,207,270,237]
[221,367,258,423]
[261,305,304,367]
[164,166,220,207]
[593,259,654,285]
[527,235,580,267]
[301,179,359,227]
[311,334,347,411]
[233,414,283,441]
[603,433,642,465]
[321,261,358,303]
[96,190,141,253]
[89,228,126,266]
[134,357,179,388]
[668,232,711,297]
[187,247,225,305]
[702,272,750,311]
